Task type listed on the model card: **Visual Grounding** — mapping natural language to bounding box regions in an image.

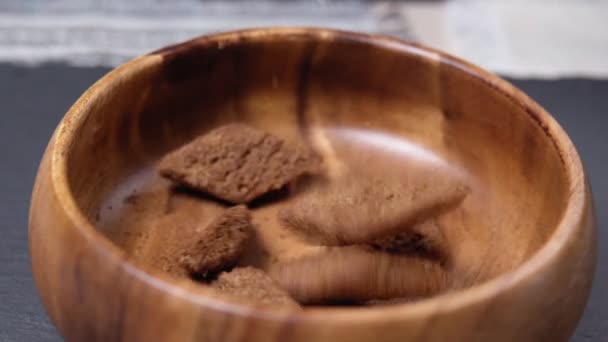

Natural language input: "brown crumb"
[158,123,322,204]
[211,267,300,308]
[269,246,448,304]
[278,170,468,246]
[178,205,253,275]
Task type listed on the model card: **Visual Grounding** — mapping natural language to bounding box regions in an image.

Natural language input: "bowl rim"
[46,27,589,323]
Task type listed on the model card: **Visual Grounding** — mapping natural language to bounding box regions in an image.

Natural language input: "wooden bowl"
[29,28,596,341]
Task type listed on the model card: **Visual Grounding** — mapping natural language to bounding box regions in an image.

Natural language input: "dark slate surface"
[0,63,605,341]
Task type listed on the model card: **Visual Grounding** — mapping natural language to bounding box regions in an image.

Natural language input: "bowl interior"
[64,31,569,300]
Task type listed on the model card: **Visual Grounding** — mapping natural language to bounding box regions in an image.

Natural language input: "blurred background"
[1,0,606,341]
[1,0,607,77]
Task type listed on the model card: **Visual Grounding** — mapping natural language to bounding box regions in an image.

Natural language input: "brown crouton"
[138,199,253,279]
[159,123,321,204]
[178,205,253,275]
[278,170,467,246]
[269,246,448,304]
[211,267,300,308]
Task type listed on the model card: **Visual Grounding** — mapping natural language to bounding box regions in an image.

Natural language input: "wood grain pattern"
[29,28,596,341]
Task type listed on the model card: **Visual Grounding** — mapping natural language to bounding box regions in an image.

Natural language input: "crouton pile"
[153,123,468,308]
